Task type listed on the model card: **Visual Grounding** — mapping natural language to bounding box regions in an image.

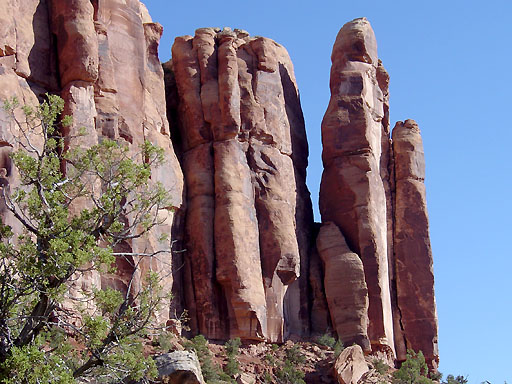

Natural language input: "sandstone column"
[319,18,394,352]
[392,120,438,368]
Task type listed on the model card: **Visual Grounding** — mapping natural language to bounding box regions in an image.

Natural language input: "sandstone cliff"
[0,0,185,323]
[165,27,312,342]
[0,0,438,372]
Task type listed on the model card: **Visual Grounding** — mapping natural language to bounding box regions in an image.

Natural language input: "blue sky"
[143,1,512,382]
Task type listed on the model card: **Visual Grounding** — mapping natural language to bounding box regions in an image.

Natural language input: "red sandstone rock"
[168,28,312,342]
[1,0,185,324]
[316,222,370,351]
[392,120,438,368]
[319,18,438,367]
[49,0,99,85]
[1,2,439,369]
[319,18,395,352]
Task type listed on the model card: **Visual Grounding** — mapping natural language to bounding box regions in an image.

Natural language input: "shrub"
[393,350,434,384]
[317,333,337,348]
[276,360,306,384]
[264,353,276,366]
[316,332,344,358]
[373,359,389,375]
[442,374,468,384]
[286,344,306,364]
[184,335,220,383]
[223,337,241,377]
[0,95,172,383]
[263,372,273,383]
[333,340,344,358]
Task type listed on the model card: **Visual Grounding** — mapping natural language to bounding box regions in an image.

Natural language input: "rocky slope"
[0,0,438,375]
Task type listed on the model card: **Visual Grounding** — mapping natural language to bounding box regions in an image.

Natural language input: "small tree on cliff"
[0,95,174,383]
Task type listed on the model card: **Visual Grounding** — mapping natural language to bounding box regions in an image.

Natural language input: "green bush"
[223,338,241,378]
[333,340,344,358]
[184,335,221,383]
[393,350,434,384]
[0,95,172,383]
[316,333,344,357]
[442,374,468,384]
[262,372,273,383]
[373,359,389,375]
[286,344,306,364]
[317,333,337,348]
[264,353,276,366]
[275,360,306,384]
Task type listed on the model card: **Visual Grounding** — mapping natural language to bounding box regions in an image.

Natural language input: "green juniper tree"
[0,95,175,383]
[393,350,436,384]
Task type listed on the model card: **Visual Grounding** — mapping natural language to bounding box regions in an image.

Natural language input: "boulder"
[154,351,204,384]
[333,345,369,384]
[236,373,256,384]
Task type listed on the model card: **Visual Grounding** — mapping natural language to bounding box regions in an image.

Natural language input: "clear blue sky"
[143,1,512,382]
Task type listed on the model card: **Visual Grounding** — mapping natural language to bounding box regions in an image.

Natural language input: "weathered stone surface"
[0,0,185,325]
[392,120,438,368]
[333,345,369,384]
[49,0,98,86]
[319,17,438,368]
[316,222,370,352]
[0,0,57,88]
[154,351,205,384]
[236,372,256,384]
[319,17,394,352]
[168,28,312,342]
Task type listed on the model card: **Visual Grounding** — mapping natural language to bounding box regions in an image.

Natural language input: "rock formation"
[333,345,369,384]
[0,0,438,371]
[319,17,438,367]
[316,222,370,351]
[0,0,185,323]
[154,351,205,384]
[166,27,312,342]
[319,17,395,352]
[392,120,438,368]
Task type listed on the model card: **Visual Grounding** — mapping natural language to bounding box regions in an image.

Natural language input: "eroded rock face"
[0,0,185,324]
[167,27,312,342]
[317,222,370,352]
[392,120,438,368]
[319,18,395,352]
[319,17,438,368]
